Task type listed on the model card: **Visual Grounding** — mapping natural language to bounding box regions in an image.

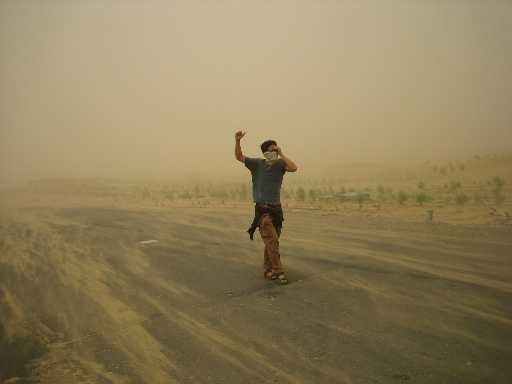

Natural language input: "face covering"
[263,151,278,161]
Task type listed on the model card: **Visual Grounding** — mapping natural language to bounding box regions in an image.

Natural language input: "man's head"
[261,140,277,154]
[260,140,279,161]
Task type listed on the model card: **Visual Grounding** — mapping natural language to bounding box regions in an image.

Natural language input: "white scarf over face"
[263,151,278,161]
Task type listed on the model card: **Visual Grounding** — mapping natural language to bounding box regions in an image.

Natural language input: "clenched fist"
[235,130,246,141]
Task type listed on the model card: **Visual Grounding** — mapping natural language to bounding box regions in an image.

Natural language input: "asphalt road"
[1,205,511,383]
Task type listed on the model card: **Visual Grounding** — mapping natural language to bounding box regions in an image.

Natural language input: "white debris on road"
[138,239,159,245]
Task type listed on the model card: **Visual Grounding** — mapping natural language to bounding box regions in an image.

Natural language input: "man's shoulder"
[245,156,263,164]
[244,156,263,171]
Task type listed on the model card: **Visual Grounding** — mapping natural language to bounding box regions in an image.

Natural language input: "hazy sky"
[1,0,511,185]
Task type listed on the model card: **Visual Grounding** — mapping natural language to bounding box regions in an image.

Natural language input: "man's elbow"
[287,166,298,172]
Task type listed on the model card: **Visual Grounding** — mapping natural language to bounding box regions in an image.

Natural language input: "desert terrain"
[3,1,512,382]
[1,155,511,384]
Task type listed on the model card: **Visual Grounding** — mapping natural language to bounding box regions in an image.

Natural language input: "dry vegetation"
[5,153,511,225]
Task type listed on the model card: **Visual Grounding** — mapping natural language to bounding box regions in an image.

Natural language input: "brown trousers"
[259,213,284,274]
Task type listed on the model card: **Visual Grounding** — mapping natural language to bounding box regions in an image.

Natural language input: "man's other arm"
[277,147,298,172]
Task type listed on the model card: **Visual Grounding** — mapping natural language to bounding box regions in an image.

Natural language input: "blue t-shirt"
[244,157,286,204]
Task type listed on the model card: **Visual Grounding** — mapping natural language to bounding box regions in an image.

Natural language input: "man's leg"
[263,246,272,277]
[259,213,283,274]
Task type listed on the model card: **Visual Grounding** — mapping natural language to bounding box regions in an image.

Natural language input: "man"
[234,130,298,285]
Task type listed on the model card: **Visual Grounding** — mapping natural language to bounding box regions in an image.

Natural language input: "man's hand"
[278,147,298,172]
[235,130,246,141]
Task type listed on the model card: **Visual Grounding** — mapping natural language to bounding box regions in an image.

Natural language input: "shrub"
[296,186,306,201]
[377,185,386,201]
[455,193,469,205]
[357,192,365,208]
[179,191,193,199]
[492,176,505,188]
[164,191,175,200]
[397,191,408,205]
[416,192,431,206]
[308,189,317,201]
[491,176,506,205]
[239,184,248,200]
[449,180,461,192]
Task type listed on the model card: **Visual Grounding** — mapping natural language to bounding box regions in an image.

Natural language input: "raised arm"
[234,130,246,163]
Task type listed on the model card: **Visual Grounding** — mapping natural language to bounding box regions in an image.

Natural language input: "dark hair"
[260,140,277,153]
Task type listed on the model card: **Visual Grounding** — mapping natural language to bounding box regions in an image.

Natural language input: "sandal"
[271,272,289,285]
[264,270,274,280]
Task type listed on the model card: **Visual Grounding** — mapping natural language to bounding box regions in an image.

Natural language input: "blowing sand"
[1,190,511,383]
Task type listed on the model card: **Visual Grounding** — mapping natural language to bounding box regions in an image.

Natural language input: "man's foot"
[271,272,288,285]
[264,270,274,280]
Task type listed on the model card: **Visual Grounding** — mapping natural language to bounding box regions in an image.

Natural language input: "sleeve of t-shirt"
[244,157,259,172]
[281,159,287,174]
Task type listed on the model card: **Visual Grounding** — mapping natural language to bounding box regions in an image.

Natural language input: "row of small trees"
[431,162,466,175]
[131,176,507,206]
[404,177,507,206]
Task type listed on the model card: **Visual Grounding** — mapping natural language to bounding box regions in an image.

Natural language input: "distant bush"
[492,176,505,189]
[355,191,371,208]
[455,192,469,205]
[238,184,248,200]
[397,191,408,205]
[449,180,461,192]
[416,192,431,206]
[164,191,175,200]
[308,188,317,201]
[417,181,425,190]
[377,185,386,201]
[179,191,193,199]
[491,176,506,205]
[296,186,306,201]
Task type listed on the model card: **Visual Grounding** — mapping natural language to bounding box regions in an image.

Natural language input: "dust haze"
[1,2,512,384]
[1,0,511,186]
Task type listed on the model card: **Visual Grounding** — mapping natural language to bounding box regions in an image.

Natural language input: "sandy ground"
[1,200,512,383]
